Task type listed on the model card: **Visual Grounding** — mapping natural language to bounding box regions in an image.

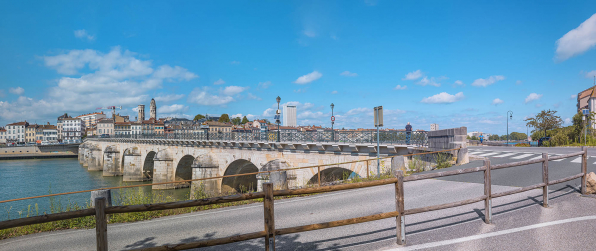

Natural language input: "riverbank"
[0,153,77,160]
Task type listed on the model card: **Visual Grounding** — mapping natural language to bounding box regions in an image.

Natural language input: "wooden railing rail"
[0,147,590,250]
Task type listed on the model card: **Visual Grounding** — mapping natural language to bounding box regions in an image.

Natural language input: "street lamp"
[330,103,334,142]
[276,96,281,142]
[507,111,513,146]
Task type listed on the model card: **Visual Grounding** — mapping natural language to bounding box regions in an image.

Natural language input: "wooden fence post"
[483,159,491,224]
[95,197,108,251]
[394,170,405,245]
[318,166,322,187]
[581,146,588,195]
[542,153,549,208]
[263,183,275,251]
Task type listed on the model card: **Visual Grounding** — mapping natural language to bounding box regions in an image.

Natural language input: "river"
[0,158,190,221]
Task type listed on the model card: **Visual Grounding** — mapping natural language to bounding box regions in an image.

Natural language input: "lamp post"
[330,103,334,142]
[276,96,281,142]
[507,111,513,146]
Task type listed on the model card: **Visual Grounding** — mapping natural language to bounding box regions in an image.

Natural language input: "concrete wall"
[427,126,468,165]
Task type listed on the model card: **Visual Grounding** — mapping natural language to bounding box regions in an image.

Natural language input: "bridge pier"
[152,152,174,190]
[191,154,221,197]
[103,147,122,176]
[88,148,103,171]
[78,145,85,166]
[257,160,289,191]
[123,148,143,181]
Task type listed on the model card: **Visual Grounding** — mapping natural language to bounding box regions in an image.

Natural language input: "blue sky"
[1,1,596,135]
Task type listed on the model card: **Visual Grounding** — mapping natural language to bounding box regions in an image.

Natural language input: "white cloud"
[417,76,441,87]
[471,75,505,87]
[0,90,5,98]
[571,94,577,99]
[479,119,499,124]
[247,93,261,100]
[9,87,24,95]
[187,87,235,106]
[525,93,543,103]
[555,13,596,61]
[402,70,423,80]
[230,61,240,65]
[258,81,271,89]
[222,86,248,96]
[516,80,522,85]
[565,118,572,125]
[213,79,225,85]
[154,94,185,102]
[492,98,504,105]
[74,29,95,41]
[293,71,322,84]
[0,47,199,125]
[393,85,407,90]
[153,65,198,81]
[303,30,316,37]
[231,113,243,118]
[453,80,464,87]
[294,88,308,93]
[421,92,464,104]
[158,104,188,114]
[331,90,338,94]
[346,107,370,116]
[340,71,358,77]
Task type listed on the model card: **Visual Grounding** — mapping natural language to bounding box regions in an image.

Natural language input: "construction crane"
[96,106,122,122]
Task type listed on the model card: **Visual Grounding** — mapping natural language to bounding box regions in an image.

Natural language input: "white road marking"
[511,153,535,159]
[388,215,596,251]
[476,152,499,157]
[571,157,582,163]
[468,151,486,155]
[551,155,565,162]
[492,152,517,158]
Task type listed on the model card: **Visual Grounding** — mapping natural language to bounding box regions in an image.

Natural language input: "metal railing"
[88,130,429,146]
[0,147,589,251]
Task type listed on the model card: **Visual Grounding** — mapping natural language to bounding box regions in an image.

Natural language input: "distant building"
[41,123,58,143]
[62,118,84,142]
[283,105,297,127]
[6,121,29,143]
[430,123,439,131]
[138,104,145,122]
[97,119,114,135]
[0,128,6,144]
[76,112,106,128]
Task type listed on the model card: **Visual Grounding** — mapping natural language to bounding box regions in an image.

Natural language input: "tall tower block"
[150,98,156,119]
[138,104,145,122]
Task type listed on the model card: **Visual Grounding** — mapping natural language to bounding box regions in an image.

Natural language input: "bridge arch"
[142,150,157,180]
[122,146,143,181]
[174,155,194,189]
[222,159,258,193]
[308,167,359,185]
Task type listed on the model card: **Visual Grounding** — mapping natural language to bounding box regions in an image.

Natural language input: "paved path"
[1,145,596,250]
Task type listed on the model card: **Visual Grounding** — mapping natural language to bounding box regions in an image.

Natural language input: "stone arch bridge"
[79,127,467,196]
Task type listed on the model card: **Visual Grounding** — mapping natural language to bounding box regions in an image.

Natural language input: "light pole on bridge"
[507,111,513,146]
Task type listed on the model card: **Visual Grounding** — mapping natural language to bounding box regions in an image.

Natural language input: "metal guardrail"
[87,131,429,146]
[0,147,590,250]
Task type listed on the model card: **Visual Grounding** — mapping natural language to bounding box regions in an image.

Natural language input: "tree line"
[193,113,252,125]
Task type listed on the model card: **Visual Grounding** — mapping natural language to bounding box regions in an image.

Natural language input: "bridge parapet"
[428,126,468,165]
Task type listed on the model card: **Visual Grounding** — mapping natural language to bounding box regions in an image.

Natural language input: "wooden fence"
[0,147,589,250]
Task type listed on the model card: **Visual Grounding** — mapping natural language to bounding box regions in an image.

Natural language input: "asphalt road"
[1,145,596,250]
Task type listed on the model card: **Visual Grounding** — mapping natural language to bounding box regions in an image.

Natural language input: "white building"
[131,122,142,135]
[42,125,58,143]
[5,121,29,143]
[283,105,297,127]
[430,123,439,131]
[61,118,84,142]
[76,112,106,128]
[0,128,6,144]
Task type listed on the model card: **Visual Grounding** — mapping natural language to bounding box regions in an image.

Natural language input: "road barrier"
[0,147,589,250]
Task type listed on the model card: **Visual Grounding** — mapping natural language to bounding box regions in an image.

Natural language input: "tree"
[489,134,499,141]
[262,119,271,124]
[219,114,230,123]
[193,114,205,121]
[525,110,563,139]
[471,136,478,140]
[241,116,249,124]
[509,132,528,141]
[571,112,583,142]
[231,117,241,125]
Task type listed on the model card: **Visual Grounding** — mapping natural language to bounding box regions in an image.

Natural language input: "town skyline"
[2,1,596,135]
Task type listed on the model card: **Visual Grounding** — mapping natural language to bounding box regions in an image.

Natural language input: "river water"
[0,158,190,221]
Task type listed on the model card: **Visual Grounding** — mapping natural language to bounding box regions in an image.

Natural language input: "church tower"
[150,98,156,119]
[138,104,145,121]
